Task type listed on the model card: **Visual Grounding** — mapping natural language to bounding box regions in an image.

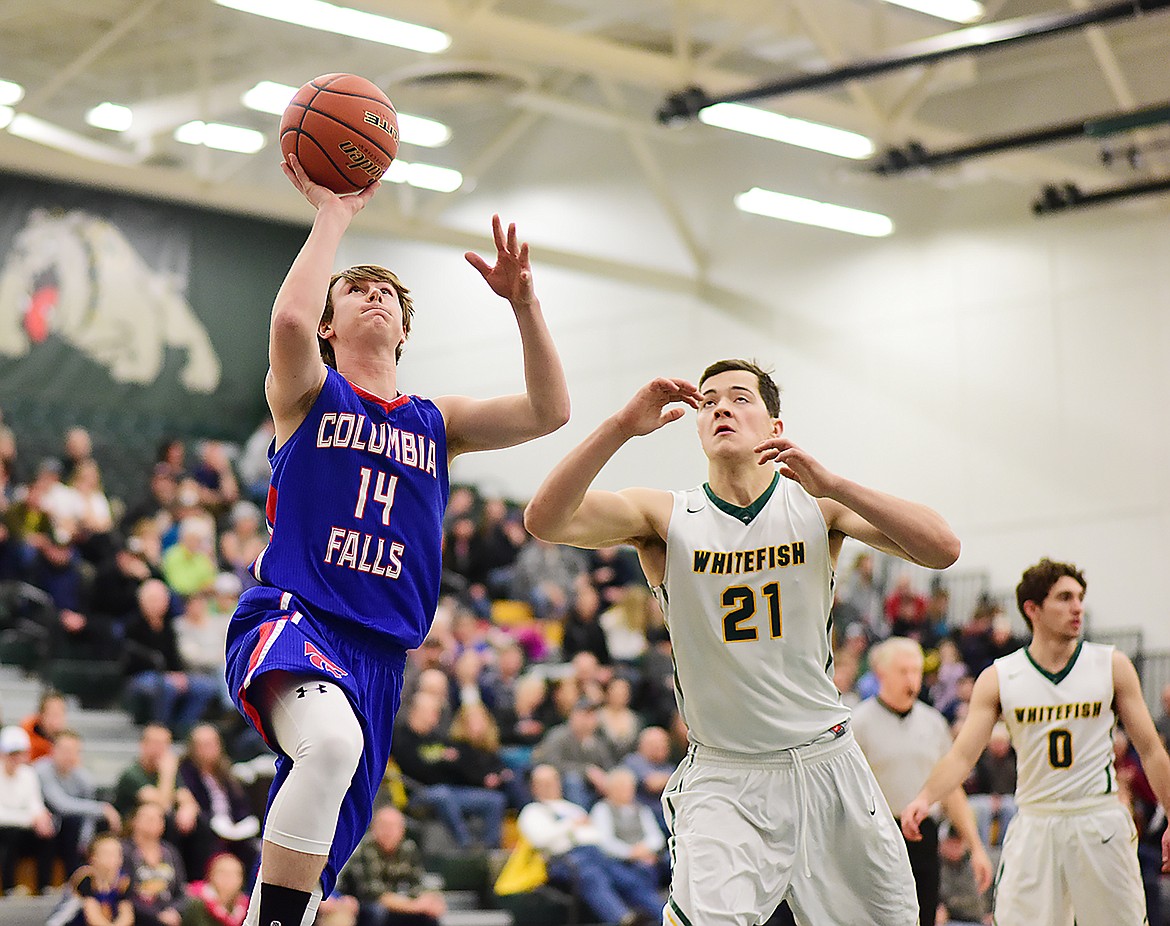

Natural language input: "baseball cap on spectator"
[0,725,32,754]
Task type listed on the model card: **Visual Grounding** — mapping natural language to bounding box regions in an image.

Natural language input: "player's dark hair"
[319,265,414,368]
[1015,558,1085,631]
[699,359,781,417]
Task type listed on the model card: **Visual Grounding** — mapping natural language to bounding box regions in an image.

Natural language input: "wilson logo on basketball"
[337,140,385,180]
[363,111,399,141]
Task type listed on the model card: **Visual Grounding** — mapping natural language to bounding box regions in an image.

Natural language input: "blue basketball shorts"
[225,585,408,896]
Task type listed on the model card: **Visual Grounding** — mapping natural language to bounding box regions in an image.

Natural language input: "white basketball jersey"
[996,641,1118,808]
[652,473,848,754]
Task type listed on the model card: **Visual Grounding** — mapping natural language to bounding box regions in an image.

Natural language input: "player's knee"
[301,713,364,780]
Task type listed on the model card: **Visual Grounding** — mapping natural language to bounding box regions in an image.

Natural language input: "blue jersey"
[249,366,450,650]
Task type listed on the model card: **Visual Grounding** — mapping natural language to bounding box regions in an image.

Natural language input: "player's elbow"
[920,532,960,570]
[523,499,564,543]
[270,305,319,342]
[536,397,571,436]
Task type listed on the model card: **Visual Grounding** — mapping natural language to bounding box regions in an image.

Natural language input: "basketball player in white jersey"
[525,360,961,926]
[902,558,1170,926]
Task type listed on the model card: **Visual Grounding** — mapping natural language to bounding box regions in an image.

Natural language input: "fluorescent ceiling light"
[8,113,138,165]
[215,0,450,53]
[881,0,985,24]
[242,80,297,115]
[175,120,266,154]
[86,102,133,132]
[395,113,450,148]
[735,187,893,237]
[0,106,13,131]
[243,81,451,148]
[383,159,462,193]
[0,79,24,106]
[699,103,874,159]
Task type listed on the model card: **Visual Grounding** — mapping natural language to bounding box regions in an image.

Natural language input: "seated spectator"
[510,537,587,620]
[481,641,525,716]
[473,497,526,600]
[589,768,666,887]
[48,832,134,926]
[0,724,55,894]
[936,824,989,926]
[217,503,264,593]
[162,517,217,597]
[569,651,610,705]
[124,579,219,736]
[929,640,969,723]
[965,722,1017,849]
[495,673,549,773]
[335,806,447,926]
[519,764,661,926]
[597,677,641,759]
[35,731,121,881]
[621,726,674,832]
[112,724,210,881]
[22,689,69,761]
[954,601,999,678]
[392,692,505,851]
[89,533,161,638]
[175,590,233,709]
[235,417,274,504]
[561,576,610,665]
[190,441,239,516]
[58,427,94,485]
[588,545,641,607]
[531,699,615,809]
[123,801,187,926]
[450,649,490,710]
[181,852,248,926]
[177,725,259,871]
[599,585,652,667]
[69,459,114,563]
[449,702,521,809]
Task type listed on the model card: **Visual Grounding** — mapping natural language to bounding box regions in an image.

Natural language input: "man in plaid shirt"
[335,806,447,926]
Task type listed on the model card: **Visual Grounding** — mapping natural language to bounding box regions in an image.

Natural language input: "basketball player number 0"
[1048,728,1073,769]
[721,582,782,642]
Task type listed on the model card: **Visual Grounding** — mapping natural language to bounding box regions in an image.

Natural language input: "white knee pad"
[263,677,365,856]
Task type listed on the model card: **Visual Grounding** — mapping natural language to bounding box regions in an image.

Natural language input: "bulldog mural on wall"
[0,208,221,393]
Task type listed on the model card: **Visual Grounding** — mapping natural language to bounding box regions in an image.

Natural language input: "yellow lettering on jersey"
[691,542,806,575]
[1013,701,1103,724]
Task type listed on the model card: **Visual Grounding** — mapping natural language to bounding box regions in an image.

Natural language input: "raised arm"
[901,665,1001,840]
[267,155,378,445]
[1112,649,1170,872]
[754,437,960,569]
[524,378,699,550]
[436,216,570,458]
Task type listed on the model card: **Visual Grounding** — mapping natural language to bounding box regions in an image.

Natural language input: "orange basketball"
[279,74,399,194]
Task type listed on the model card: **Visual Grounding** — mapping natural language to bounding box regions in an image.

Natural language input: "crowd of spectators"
[1,418,1168,926]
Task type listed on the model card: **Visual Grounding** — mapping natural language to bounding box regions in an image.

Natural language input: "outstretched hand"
[753,436,840,497]
[615,378,702,438]
[281,154,379,216]
[465,215,534,305]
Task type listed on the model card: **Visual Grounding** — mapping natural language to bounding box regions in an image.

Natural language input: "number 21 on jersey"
[721,581,782,642]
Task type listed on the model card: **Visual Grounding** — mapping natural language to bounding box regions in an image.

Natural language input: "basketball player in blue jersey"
[225,154,570,926]
[525,362,960,925]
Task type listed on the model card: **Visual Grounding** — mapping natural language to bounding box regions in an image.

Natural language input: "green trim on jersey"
[1024,639,1084,685]
[1105,760,1113,794]
[667,895,695,926]
[702,472,780,525]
